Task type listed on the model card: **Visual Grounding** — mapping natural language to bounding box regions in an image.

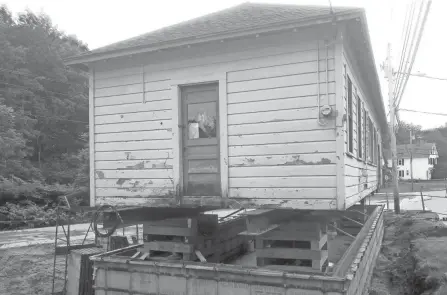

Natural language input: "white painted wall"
[387,156,437,180]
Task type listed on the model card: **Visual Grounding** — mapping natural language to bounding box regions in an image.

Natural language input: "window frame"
[347,75,354,154]
[357,94,362,159]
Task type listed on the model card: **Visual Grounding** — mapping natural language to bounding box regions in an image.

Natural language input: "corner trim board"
[89,68,96,207]
[335,27,346,210]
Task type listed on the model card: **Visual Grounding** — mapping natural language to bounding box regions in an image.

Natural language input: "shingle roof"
[75,2,361,58]
[385,143,436,159]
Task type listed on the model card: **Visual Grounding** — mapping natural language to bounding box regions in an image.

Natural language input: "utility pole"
[386,43,400,214]
[410,129,414,191]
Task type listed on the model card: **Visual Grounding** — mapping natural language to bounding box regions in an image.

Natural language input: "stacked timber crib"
[142,211,248,262]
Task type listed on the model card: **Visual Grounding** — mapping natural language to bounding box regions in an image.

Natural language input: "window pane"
[187,102,217,139]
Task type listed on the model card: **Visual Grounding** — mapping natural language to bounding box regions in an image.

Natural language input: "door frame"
[170,73,228,203]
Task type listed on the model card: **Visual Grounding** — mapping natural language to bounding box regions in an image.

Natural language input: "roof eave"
[65,10,362,66]
[357,12,388,137]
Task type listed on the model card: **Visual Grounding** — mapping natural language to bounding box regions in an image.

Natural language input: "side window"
[347,76,353,154]
[357,95,362,158]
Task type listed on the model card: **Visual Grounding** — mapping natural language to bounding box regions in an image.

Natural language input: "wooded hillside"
[0,6,89,227]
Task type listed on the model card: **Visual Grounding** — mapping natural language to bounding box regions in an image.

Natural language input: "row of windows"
[346,69,379,165]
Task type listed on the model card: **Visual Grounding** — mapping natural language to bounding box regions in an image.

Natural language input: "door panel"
[182,84,220,196]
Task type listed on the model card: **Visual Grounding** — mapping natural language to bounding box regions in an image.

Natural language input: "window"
[398,159,405,166]
[368,117,374,162]
[406,170,409,176]
[399,170,405,177]
[363,108,367,160]
[347,76,353,153]
[357,96,362,158]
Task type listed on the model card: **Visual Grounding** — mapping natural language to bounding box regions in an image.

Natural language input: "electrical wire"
[399,108,447,117]
[396,0,432,108]
[393,0,416,98]
[92,205,122,238]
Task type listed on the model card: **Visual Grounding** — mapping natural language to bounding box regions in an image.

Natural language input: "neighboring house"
[66,3,387,210]
[386,142,439,180]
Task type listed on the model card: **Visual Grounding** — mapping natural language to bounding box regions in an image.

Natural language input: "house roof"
[385,143,436,159]
[64,2,388,137]
[65,2,362,64]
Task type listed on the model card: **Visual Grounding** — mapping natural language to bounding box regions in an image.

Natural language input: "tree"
[0,5,90,204]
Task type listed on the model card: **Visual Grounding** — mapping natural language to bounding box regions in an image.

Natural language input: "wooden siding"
[226,40,337,207]
[342,43,382,209]
[91,26,340,209]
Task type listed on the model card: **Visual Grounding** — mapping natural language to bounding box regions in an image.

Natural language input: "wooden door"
[181,83,220,196]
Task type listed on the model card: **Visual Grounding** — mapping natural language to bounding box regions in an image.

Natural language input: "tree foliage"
[0,5,89,211]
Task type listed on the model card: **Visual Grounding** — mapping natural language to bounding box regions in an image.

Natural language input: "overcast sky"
[2,0,446,130]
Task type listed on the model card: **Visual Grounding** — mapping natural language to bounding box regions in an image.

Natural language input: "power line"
[394,0,424,105]
[399,108,447,117]
[396,0,432,108]
[408,73,447,81]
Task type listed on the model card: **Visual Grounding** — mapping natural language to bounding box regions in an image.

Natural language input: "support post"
[386,42,400,214]
[410,129,414,191]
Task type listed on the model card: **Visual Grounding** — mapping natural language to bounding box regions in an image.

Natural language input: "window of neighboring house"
[357,95,362,158]
[347,76,353,154]
[398,159,405,166]
[406,170,409,176]
[399,170,405,177]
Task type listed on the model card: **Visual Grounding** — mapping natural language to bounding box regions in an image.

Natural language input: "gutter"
[65,10,362,65]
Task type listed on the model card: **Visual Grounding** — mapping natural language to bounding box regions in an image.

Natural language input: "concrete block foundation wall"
[91,206,384,295]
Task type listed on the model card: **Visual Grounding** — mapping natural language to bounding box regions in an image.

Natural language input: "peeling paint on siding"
[116,178,130,185]
[95,171,105,179]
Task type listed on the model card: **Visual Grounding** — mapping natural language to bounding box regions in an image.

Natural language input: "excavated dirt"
[369,211,447,295]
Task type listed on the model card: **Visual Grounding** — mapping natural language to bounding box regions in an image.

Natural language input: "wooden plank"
[95,83,143,98]
[228,71,335,93]
[227,82,336,104]
[95,100,171,115]
[227,59,335,82]
[228,141,336,157]
[227,107,328,125]
[171,84,182,199]
[229,187,336,199]
[95,139,172,152]
[228,119,334,136]
[219,75,229,200]
[95,110,171,125]
[90,68,96,207]
[227,95,336,114]
[144,241,193,253]
[95,130,172,143]
[95,150,173,161]
[144,80,171,92]
[95,120,172,133]
[96,179,173,188]
[144,226,193,236]
[188,159,218,173]
[229,153,336,167]
[95,90,169,107]
[95,159,173,170]
[94,169,173,179]
[256,248,323,260]
[229,164,336,177]
[95,188,173,197]
[229,176,337,188]
[259,229,321,240]
[95,92,143,107]
[95,73,143,89]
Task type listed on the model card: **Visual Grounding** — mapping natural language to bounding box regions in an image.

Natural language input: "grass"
[0,245,66,295]
[369,211,447,295]
[379,180,447,194]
